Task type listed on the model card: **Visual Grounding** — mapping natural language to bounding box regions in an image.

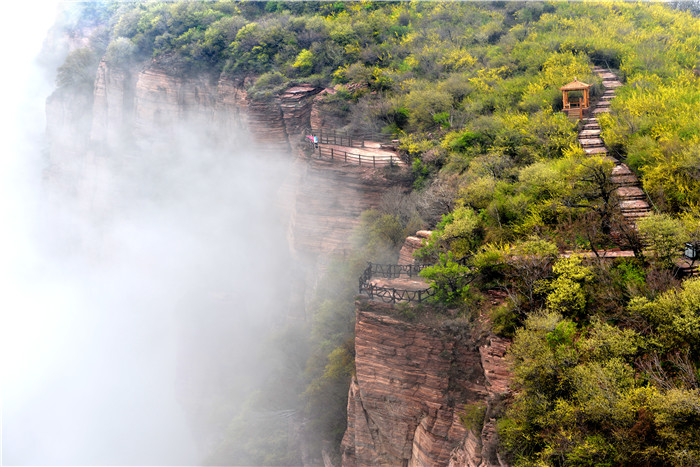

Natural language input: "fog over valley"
[3,3,301,464]
[4,1,700,466]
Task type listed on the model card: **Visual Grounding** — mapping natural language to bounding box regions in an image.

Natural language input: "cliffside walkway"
[305,128,403,167]
[359,263,435,303]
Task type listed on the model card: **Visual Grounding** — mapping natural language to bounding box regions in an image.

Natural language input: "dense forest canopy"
[58,1,700,465]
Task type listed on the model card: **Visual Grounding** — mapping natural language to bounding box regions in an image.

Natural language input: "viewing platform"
[304,128,403,167]
[359,263,434,303]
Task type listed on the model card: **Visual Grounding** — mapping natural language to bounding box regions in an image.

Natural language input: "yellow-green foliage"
[539,256,593,318]
[629,277,700,352]
[459,402,487,432]
[501,307,700,466]
[637,213,685,268]
[437,206,482,258]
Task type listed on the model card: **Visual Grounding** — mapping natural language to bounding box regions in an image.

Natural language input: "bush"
[248,71,288,101]
[56,48,99,89]
[637,213,685,268]
[459,403,487,432]
[419,252,474,305]
[105,37,137,67]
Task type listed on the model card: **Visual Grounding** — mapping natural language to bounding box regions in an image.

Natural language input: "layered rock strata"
[398,230,432,265]
[341,301,511,467]
[284,155,406,259]
[280,85,322,136]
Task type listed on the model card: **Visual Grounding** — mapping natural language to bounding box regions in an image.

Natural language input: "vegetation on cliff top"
[59,1,700,465]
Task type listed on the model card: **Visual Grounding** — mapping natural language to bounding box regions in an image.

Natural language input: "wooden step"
[580,129,601,137]
[593,107,611,114]
[616,186,645,200]
[612,164,633,175]
[621,199,651,213]
[612,175,640,186]
[579,137,605,147]
[623,211,652,219]
[584,146,608,155]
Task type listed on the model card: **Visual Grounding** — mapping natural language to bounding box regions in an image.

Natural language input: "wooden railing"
[317,145,402,167]
[312,128,394,148]
[358,262,435,303]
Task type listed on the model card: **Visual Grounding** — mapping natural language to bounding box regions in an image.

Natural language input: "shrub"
[419,252,474,305]
[637,213,685,268]
[459,403,487,432]
[105,37,137,67]
[56,48,99,89]
[248,71,288,101]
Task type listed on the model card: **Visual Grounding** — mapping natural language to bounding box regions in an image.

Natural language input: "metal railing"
[358,262,434,304]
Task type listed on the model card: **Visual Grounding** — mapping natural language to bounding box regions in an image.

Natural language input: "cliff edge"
[341,300,510,467]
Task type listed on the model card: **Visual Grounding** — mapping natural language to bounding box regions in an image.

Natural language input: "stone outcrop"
[398,230,432,265]
[309,87,352,131]
[341,301,511,467]
[280,85,322,135]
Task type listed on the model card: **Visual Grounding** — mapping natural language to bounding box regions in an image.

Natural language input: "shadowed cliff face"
[341,301,511,467]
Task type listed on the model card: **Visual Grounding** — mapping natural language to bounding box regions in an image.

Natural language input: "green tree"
[419,252,474,305]
[637,213,685,268]
[56,48,99,89]
[539,255,593,319]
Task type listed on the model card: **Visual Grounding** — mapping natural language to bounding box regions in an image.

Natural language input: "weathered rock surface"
[284,155,407,260]
[341,301,511,467]
[280,85,322,136]
[398,231,432,265]
[47,57,410,296]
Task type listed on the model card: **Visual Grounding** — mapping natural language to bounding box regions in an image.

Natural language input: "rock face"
[398,230,432,265]
[341,301,511,467]
[280,85,322,135]
[46,60,407,258]
[49,60,317,167]
[285,156,405,259]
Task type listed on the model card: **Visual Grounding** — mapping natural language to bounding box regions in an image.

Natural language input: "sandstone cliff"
[341,301,510,467]
[47,60,408,260]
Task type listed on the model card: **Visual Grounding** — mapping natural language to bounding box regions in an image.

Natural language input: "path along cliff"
[581,66,654,228]
[45,57,410,290]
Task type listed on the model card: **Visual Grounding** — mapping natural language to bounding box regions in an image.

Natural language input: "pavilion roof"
[560,79,591,91]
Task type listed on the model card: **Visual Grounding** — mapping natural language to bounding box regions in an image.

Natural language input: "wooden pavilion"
[560,78,591,119]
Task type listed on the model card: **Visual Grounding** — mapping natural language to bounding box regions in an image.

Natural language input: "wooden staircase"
[582,67,654,227]
[567,67,695,275]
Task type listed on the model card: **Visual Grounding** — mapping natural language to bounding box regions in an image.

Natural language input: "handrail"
[641,186,660,213]
[358,262,434,304]
[316,145,401,167]
[312,127,395,143]
[366,262,429,278]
